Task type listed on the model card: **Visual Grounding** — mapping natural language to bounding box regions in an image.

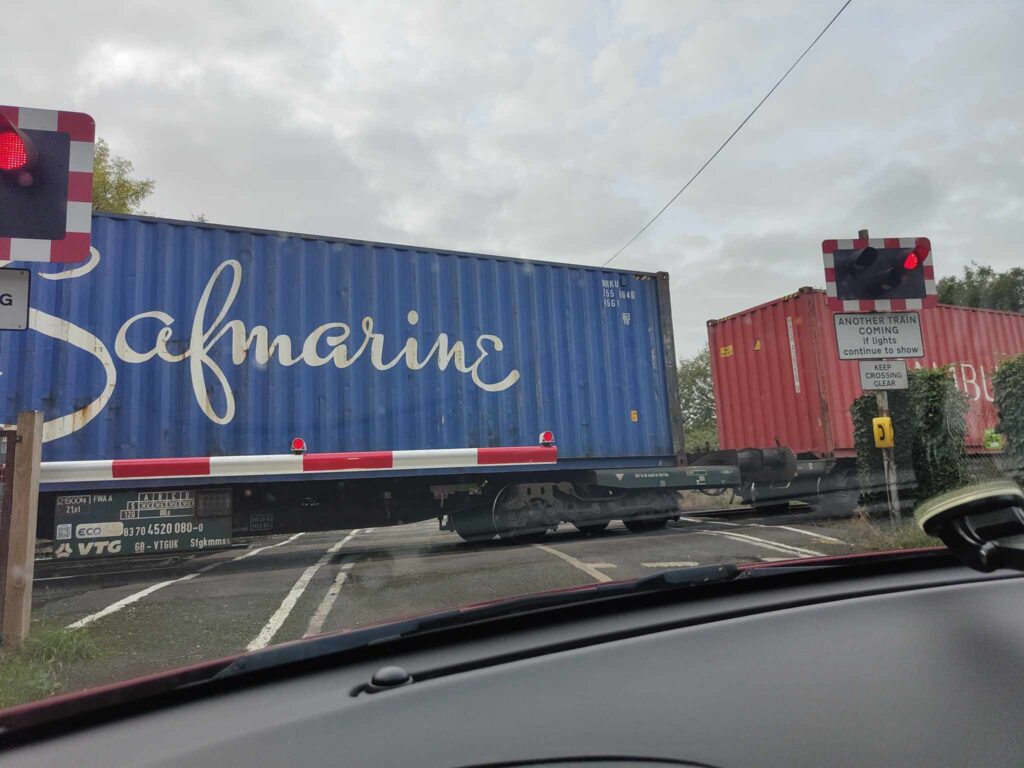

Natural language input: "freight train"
[5,214,792,559]
[705,287,1024,513]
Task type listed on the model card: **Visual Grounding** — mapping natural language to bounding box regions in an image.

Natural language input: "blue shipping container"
[2,215,681,476]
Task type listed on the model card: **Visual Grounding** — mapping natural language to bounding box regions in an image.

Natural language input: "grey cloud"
[4,0,1023,358]
[850,165,940,231]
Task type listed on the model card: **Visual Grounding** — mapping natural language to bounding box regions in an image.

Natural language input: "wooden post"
[3,411,43,648]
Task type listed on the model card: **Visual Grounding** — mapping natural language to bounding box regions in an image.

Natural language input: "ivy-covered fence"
[993,352,1024,484]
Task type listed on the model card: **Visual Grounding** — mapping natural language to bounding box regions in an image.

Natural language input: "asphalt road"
[30,509,854,695]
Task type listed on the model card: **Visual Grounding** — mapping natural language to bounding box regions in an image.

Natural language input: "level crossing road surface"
[30,509,854,696]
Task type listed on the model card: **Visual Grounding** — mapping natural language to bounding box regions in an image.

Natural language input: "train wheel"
[451,509,497,543]
[624,518,668,533]
[493,486,551,544]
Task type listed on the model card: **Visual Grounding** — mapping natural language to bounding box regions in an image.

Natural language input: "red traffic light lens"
[0,130,29,171]
[905,238,931,270]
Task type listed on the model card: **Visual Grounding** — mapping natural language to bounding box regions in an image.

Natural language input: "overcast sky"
[8,0,1024,355]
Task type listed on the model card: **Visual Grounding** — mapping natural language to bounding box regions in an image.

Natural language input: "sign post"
[864,225,905,528]
[0,104,97,646]
[857,226,903,523]
[874,390,901,522]
[825,228,936,522]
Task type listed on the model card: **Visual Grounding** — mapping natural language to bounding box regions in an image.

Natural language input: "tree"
[937,262,1024,313]
[92,138,155,214]
[677,344,718,451]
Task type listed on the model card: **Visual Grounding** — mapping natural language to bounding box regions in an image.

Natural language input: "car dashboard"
[4,557,1024,767]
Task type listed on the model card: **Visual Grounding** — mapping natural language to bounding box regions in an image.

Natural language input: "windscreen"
[0,0,1021,721]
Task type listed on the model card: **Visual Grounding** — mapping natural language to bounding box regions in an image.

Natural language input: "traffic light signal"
[0,116,70,241]
[0,106,95,263]
[834,241,928,301]
[0,127,36,174]
[824,237,933,306]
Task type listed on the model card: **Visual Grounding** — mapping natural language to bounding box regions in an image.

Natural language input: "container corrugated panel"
[709,288,1024,457]
[2,214,677,471]
[708,290,832,457]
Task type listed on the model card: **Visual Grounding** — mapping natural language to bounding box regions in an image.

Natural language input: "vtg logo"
[0,293,13,306]
[77,540,122,555]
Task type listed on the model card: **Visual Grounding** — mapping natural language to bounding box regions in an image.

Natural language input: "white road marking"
[235,531,305,560]
[247,530,361,651]
[760,524,845,544]
[679,517,845,544]
[533,544,614,583]
[39,566,179,583]
[680,516,740,526]
[642,561,699,568]
[698,530,824,559]
[304,563,355,638]
[67,572,201,629]
[66,531,311,630]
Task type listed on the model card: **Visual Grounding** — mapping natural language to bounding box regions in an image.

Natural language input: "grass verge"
[842,515,939,553]
[0,625,99,709]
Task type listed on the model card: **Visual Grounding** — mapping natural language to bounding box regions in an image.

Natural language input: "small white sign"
[75,521,125,539]
[0,269,30,331]
[834,311,924,360]
[859,360,909,390]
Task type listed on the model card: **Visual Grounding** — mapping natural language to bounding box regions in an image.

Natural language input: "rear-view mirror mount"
[915,481,1024,573]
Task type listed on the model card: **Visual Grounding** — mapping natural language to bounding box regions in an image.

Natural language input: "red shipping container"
[708,288,1024,458]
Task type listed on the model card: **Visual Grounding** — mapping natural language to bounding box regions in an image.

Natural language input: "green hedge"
[851,367,968,509]
[993,352,1024,483]
[907,367,969,499]
[850,394,877,506]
